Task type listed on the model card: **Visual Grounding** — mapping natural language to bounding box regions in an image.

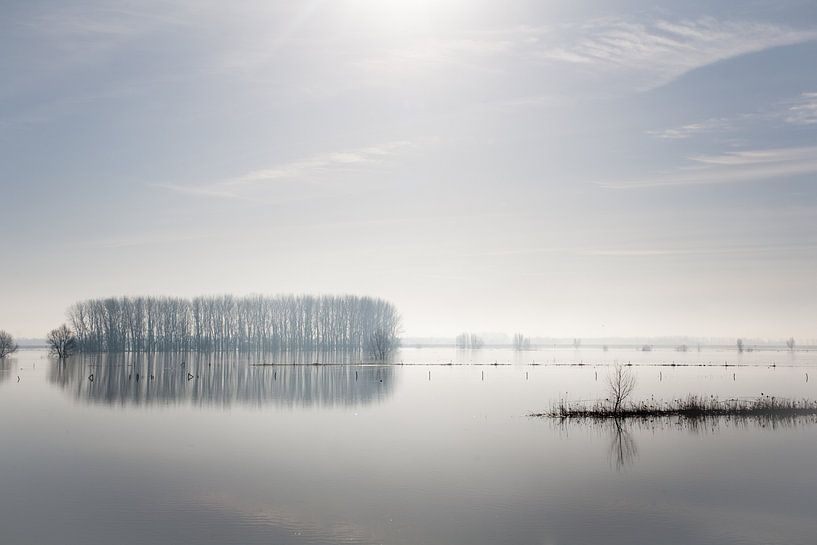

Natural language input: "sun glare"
[348,0,466,30]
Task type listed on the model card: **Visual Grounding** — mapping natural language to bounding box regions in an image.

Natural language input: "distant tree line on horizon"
[513,333,531,351]
[455,332,484,349]
[65,294,401,357]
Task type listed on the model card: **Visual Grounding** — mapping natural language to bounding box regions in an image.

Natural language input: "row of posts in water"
[11,361,811,384]
[79,366,810,384]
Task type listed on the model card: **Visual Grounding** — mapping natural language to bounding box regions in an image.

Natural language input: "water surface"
[1,348,816,544]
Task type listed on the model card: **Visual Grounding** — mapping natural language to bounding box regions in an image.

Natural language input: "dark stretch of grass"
[532,395,817,419]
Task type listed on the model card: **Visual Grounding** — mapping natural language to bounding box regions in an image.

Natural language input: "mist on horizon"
[2,0,816,340]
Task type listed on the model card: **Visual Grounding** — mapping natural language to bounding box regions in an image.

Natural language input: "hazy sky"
[2,0,817,339]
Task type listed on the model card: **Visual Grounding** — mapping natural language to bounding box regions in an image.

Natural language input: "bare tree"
[456,332,484,349]
[368,327,398,361]
[512,333,530,351]
[606,362,637,414]
[736,338,744,353]
[0,331,18,358]
[47,324,77,359]
[470,334,484,349]
[786,337,796,352]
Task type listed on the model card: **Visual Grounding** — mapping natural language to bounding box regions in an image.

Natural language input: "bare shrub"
[606,363,637,414]
[0,331,18,358]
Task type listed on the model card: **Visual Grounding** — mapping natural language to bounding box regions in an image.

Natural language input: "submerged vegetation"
[65,294,401,356]
[47,324,78,359]
[532,362,817,420]
[540,395,817,419]
[0,331,19,358]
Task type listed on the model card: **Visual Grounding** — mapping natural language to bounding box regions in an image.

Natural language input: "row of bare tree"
[737,337,796,352]
[65,294,401,356]
[0,329,75,359]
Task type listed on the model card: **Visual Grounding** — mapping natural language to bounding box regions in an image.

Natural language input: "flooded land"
[2,347,816,545]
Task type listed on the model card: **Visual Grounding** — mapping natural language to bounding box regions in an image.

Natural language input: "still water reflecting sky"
[1,348,816,545]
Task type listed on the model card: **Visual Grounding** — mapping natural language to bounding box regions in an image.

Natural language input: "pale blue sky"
[2,0,817,338]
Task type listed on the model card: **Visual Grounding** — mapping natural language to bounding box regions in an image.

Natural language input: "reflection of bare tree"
[0,357,11,384]
[48,352,398,408]
[556,414,817,473]
[607,419,638,471]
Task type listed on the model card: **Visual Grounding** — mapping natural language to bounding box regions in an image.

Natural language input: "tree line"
[64,294,401,356]
[455,332,484,349]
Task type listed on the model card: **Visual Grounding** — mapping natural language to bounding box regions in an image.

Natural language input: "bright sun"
[349,0,465,30]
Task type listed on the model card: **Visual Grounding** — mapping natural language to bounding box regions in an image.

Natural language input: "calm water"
[1,347,816,545]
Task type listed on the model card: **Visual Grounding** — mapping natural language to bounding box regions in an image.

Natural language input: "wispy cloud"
[783,92,817,125]
[155,140,418,199]
[646,118,733,139]
[688,147,817,166]
[453,241,817,261]
[575,242,817,258]
[80,231,218,249]
[600,145,817,189]
[648,90,817,140]
[21,2,192,59]
[358,17,817,95]
[536,17,817,90]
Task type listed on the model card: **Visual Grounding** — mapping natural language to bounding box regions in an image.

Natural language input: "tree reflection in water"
[0,357,11,384]
[556,413,817,472]
[608,419,638,471]
[48,351,397,408]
